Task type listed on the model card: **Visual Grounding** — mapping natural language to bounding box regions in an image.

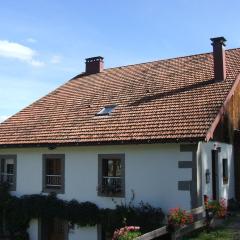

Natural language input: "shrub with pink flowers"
[112,226,141,240]
[167,208,193,229]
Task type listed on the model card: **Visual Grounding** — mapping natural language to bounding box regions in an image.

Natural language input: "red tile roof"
[1,49,240,146]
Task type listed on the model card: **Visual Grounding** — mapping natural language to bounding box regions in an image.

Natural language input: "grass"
[183,228,236,240]
[182,212,240,240]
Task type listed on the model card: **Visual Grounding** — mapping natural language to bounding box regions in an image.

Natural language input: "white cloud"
[27,38,37,43]
[0,115,9,123]
[30,59,45,67]
[50,55,62,64]
[0,40,44,67]
[0,40,34,61]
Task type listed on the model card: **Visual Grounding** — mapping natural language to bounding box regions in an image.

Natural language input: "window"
[222,158,228,184]
[0,155,16,191]
[43,154,65,193]
[98,154,125,197]
[96,105,116,116]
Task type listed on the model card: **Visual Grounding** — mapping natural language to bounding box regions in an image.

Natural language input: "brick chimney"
[210,37,227,81]
[85,56,104,74]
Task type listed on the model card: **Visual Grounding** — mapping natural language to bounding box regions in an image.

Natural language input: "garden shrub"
[0,183,165,238]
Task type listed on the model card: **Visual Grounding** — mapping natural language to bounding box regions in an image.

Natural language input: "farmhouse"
[0,37,240,239]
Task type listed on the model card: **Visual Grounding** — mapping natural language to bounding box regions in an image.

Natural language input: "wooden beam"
[176,219,206,238]
[136,205,206,240]
[136,226,168,240]
[187,206,205,215]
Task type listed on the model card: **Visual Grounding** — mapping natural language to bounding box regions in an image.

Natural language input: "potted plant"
[205,198,227,218]
[167,208,193,232]
[204,196,227,230]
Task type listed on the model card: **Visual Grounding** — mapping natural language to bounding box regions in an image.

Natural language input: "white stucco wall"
[1,141,236,240]
[0,143,194,240]
[200,141,235,201]
[0,144,192,210]
[69,226,98,240]
[28,219,39,240]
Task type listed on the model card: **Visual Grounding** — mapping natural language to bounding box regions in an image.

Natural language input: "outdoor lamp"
[205,169,210,184]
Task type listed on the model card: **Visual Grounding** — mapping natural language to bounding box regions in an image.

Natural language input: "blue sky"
[0,0,240,121]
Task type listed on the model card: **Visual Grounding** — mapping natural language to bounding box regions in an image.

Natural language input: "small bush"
[167,208,193,228]
[206,199,227,218]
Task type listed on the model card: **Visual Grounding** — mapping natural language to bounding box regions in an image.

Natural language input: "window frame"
[0,155,17,191]
[42,154,65,194]
[98,154,125,197]
[222,158,228,185]
[95,105,117,116]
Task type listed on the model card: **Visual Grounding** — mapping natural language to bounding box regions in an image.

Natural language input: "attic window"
[96,105,116,116]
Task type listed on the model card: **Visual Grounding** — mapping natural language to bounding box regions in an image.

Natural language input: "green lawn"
[183,228,237,240]
[181,212,240,240]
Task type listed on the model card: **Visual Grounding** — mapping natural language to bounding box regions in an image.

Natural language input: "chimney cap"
[85,56,104,63]
[210,37,227,46]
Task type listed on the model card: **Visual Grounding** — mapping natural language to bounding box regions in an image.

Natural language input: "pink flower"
[127,226,140,231]
[112,226,141,240]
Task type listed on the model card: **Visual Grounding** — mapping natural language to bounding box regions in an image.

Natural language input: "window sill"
[98,190,124,198]
[42,187,65,194]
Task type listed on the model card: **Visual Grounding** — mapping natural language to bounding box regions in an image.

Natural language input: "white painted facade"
[0,141,235,240]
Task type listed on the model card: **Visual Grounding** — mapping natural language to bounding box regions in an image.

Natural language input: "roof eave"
[0,137,205,149]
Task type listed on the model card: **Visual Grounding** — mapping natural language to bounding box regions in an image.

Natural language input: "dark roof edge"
[0,137,205,149]
[205,72,240,141]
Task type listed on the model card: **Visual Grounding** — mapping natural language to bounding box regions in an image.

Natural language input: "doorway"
[211,150,219,200]
[41,218,68,240]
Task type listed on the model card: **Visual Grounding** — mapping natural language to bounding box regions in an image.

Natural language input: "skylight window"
[96,105,116,116]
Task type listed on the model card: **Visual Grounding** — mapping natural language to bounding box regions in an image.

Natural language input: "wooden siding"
[213,82,240,143]
[213,81,240,201]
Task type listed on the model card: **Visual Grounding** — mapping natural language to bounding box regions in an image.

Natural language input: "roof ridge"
[105,47,240,71]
